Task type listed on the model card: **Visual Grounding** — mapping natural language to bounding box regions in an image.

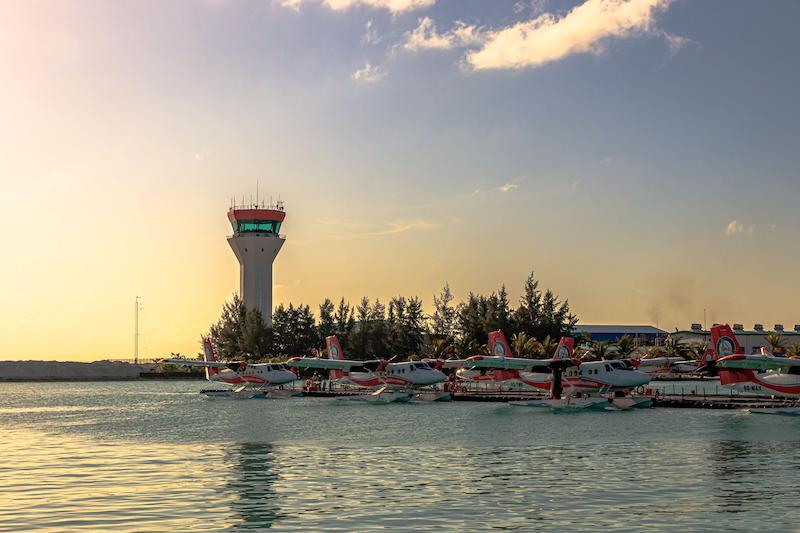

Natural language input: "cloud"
[352,62,387,83]
[402,17,484,51]
[361,19,381,45]
[662,31,689,56]
[321,217,459,238]
[275,0,435,14]
[498,182,519,193]
[465,0,673,71]
[725,220,755,237]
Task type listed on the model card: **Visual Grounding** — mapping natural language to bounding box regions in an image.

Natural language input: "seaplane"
[635,356,699,377]
[286,336,449,403]
[712,324,800,415]
[161,338,299,399]
[463,331,653,410]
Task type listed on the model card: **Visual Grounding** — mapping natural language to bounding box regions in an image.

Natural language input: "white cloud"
[275,0,435,14]
[274,0,303,11]
[361,19,381,45]
[465,0,673,71]
[403,17,484,51]
[352,62,387,83]
[498,182,519,193]
[322,217,459,238]
[662,32,689,56]
[725,220,755,237]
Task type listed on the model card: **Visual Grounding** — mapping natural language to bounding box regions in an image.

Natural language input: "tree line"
[207,272,578,362]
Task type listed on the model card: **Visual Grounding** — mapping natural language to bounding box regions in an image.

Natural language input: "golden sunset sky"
[2,0,798,360]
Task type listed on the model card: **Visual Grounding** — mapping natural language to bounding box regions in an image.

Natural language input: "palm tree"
[539,335,558,358]
[511,332,543,358]
[590,340,610,360]
[663,336,685,357]
[787,343,800,357]
[642,346,665,359]
[428,338,456,359]
[615,335,636,358]
[765,331,786,355]
[688,341,709,362]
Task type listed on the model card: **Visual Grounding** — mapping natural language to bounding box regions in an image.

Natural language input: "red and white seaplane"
[712,324,800,415]
[161,338,298,399]
[287,336,449,403]
[462,331,653,410]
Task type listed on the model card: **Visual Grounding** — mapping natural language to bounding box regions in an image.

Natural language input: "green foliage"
[511,332,542,358]
[765,331,786,355]
[688,341,708,362]
[615,335,636,357]
[787,343,800,357]
[206,270,580,362]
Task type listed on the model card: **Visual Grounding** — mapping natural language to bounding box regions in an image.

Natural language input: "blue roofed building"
[571,325,668,344]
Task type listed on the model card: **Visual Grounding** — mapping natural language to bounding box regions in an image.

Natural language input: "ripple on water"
[2,381,800,531]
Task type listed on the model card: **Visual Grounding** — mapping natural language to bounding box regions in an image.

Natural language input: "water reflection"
[709,439,800,515]
[224,443,281,530]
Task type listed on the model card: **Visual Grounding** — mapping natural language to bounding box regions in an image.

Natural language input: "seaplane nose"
[432,369,446,383]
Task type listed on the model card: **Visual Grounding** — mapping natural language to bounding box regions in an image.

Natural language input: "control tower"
[227,200,286,326]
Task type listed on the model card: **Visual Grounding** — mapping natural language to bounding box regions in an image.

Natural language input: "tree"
[765,331,786,355]
[589,341,610,361]
[511,332,542,358]
[318,298,335,342]
[688,341,709,362]
[369,299,388,359]
[208,295,269,361]
[431,283,457,341]
[616,335,636,357]
[334,298,355,349]
[426,338,456,359]
[663,336,685,357]
[787,343,800,357]
[272,303,316,357]
[513,271,577,341]
[353,297,371,359]
[539,335,558,358]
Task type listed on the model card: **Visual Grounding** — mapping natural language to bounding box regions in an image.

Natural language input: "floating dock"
[301,389,796,409]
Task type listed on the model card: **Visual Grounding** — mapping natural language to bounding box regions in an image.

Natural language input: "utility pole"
[134,296,142,364]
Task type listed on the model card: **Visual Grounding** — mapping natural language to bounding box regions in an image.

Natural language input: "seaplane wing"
[717,354,800,371]
[160,358,231,368]
[285,357,365,370]
[423,358,468,369]
[463,355,545,370]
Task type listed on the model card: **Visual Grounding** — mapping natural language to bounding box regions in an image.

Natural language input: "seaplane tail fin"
[552,337,575,362]
[710,325,743,360]
[326,335,347,381]
[202,338,220,379]
[488,330,512,357]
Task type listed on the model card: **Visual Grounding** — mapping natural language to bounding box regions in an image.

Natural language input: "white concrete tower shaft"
[226,204,286,326]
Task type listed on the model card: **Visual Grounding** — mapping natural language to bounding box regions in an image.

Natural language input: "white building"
[672,323,800,354]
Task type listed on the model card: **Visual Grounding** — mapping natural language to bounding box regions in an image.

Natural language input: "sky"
[1,0,799,361]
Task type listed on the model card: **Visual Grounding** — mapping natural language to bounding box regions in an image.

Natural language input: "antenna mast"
[134,296,141,364]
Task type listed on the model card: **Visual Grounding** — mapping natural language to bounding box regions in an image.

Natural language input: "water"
[2,381,800,531]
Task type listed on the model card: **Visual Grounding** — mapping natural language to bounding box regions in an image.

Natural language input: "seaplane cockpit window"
[604,364,612,372]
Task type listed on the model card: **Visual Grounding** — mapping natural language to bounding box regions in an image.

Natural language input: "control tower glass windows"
[234,220,282,234]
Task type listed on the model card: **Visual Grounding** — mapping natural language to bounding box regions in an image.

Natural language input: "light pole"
[134,296,142,364]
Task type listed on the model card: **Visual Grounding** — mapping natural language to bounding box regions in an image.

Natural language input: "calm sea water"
[2,381,799,532]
